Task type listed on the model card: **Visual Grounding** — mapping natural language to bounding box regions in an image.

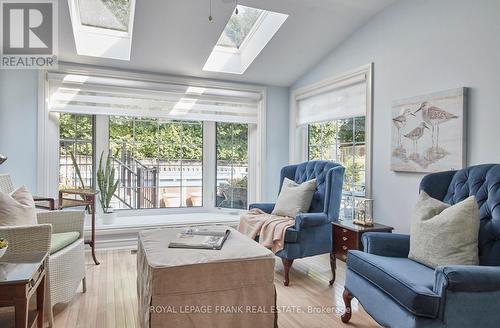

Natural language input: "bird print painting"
[391,88,466,173]
[403,122,430,160]
[392,108,415,157]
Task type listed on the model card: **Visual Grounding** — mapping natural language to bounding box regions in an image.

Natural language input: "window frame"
[37,66,266,217]
[67,0,136,60]
[290,64,373,199]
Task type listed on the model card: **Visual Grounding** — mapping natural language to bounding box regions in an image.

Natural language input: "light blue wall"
[0,70,39,192]
[264,86,289,201]
[292,0,500,232]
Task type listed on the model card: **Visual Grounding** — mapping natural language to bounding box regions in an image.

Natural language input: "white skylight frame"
[67,0,136,61]
[203,6,288,75]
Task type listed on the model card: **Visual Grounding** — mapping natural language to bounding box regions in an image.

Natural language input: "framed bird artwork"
[391,87,467,173]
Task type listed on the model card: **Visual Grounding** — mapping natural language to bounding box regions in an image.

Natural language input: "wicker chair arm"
[37,210,85,236]
[0,224,52,255]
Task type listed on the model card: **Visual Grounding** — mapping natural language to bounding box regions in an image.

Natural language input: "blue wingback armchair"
[341,164,500,328]
[249,160,345,286]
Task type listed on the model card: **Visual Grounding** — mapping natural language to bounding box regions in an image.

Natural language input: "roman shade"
[296,71,367,125]
[47,72,262,124]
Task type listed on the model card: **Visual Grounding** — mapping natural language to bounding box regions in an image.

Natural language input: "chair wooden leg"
[281,258,294,286]
[329,252,336,285]
[47,304,54,328]
[82,277,87,293]
[341,288,354,323]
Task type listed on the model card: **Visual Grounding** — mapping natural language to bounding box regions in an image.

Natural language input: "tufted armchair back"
[420,164,500,266]
[279,161,345,221]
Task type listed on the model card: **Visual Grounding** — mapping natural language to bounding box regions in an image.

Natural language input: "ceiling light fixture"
[208,0,213,21]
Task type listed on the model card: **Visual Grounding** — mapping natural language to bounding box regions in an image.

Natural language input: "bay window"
[44,66,264,218]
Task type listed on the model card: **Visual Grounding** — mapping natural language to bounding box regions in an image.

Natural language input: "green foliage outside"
[309,117,366,191]
[102,0,130,29]
[220,7,262,48]
[59,113,93,156]
[59,114,249,164]
[216,123,248,164]
[109,117,204,161]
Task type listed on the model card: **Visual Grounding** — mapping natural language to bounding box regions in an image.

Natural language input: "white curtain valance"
[296,73,367,125]
[47,72,262,124]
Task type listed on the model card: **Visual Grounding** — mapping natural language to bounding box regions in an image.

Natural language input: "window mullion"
[203,122,216,210]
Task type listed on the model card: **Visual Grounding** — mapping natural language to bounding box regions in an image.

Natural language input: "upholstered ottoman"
[137,226,276,328]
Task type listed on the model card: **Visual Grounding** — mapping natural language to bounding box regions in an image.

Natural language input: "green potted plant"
[97,150,119,225]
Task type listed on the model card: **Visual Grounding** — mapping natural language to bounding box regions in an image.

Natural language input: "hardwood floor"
[52,249,380,328]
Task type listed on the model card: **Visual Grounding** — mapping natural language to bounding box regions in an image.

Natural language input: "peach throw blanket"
[238,208,295,253]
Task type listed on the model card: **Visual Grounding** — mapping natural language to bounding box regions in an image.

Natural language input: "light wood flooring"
[49,249,380,328]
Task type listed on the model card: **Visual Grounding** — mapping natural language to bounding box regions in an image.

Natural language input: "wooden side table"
[59,189,100,265]
[0,252,47,328]
[329,220,393,285]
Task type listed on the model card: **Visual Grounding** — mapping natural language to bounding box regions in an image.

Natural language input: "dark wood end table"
[329,220,393,285]
[59,189,100,265]
[0,252,47,328]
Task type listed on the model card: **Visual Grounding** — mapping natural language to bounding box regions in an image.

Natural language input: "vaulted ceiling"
[58,0,397,86]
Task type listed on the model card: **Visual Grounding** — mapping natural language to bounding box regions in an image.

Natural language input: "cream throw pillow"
[271,178,317,218]
[0,185,38,226]
[408,191,479,268]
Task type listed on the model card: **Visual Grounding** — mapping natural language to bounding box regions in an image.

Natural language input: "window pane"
[354,116,366,143]
[308,123,322,146]
[217,6,263,48]
[59,113,94,191]
[78,0,131,32]
[216,123,248,209]
[307,116,367,202]
[109,117,203,210]
[338,118,354,143]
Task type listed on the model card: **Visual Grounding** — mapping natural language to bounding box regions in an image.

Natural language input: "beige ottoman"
[137,226,276,328]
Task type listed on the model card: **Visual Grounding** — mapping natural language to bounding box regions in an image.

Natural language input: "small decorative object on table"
[353,197,374,227]
[0,239,8,258]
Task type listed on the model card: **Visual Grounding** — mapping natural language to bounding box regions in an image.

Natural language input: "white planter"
[101,211,117,225]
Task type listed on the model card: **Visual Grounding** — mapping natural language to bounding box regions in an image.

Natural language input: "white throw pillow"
[408,191,479,268]
[271,178,317,218]
[0,185,38,226]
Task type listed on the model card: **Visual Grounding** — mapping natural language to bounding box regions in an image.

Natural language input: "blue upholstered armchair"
[250,160,344,286]
[342,164,500,328]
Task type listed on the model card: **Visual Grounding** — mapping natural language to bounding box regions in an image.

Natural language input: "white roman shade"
[296,72,367,125]
[47,72,262,124]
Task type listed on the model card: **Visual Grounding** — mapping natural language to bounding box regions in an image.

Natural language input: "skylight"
[78,0,131,32]
[203,6,288,75]
[68,0,136,60]
[217,6,264,49]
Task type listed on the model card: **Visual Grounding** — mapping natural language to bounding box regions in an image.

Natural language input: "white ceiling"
[58,0,397,87]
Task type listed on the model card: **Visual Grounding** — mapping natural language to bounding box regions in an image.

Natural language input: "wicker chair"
[0,174,86,327]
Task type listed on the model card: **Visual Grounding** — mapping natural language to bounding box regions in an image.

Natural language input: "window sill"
[84,210,242,232]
